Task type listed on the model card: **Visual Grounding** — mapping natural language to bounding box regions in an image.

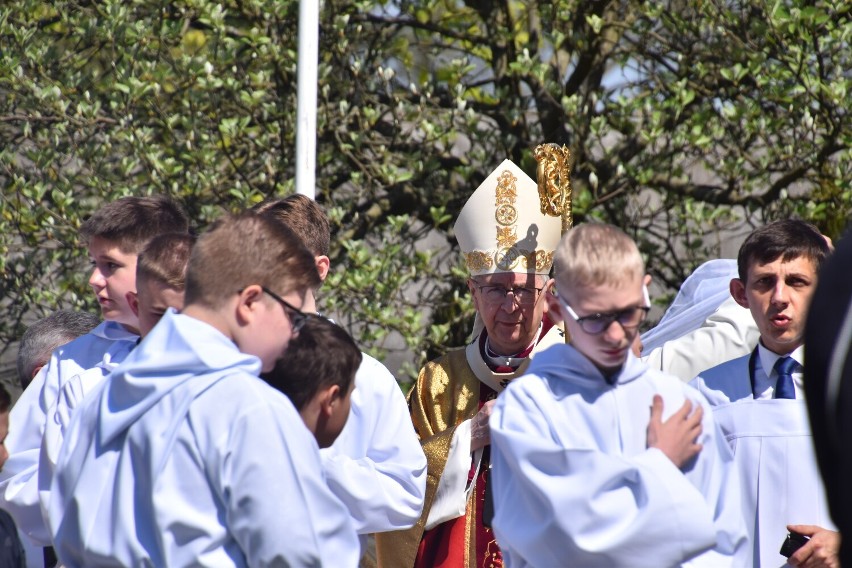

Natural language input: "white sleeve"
[642,297,758,382]
[38,372,90,529]
[3,339,127,548]
[423,419,480,530]
[490,384,719,568]
[320,355,427,534]
[224,395,360,567]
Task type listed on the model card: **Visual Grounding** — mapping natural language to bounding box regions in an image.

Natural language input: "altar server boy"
[255,195,426,548]
[490,222,749,567]
[46,213,359,567]
[0,195,188,548]
[690,220,837,568]
[39,233,196,514]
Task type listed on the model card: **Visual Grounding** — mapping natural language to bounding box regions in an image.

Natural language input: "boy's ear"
[320,385,342,416]
[730,278,749,309]
[126,291,140,318]
[315,255,331,282]
[540,278,556,311]
[235,285,264,324]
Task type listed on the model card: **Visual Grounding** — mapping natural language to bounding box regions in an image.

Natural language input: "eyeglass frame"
[237,285,310,334]
[558,285,651,335]
[470,280,546,306]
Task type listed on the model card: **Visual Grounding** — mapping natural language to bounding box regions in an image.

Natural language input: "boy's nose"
[770,283,789,304]
[602,319,626,343]
[89,266,106,288]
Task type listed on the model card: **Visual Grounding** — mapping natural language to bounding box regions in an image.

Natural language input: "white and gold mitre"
[455,159,561,276]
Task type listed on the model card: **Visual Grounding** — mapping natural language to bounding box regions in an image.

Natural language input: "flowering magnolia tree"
[1,0,849,383]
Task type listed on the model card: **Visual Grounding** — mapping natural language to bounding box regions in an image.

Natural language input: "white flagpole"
[295,0,319,199]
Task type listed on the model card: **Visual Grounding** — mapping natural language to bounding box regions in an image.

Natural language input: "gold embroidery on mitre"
[494,170,518,255]
[468,249,553,274]
[464,251,493,272]
[517,251,534,270]
[496,226,516,248]
[523,250,554,272]
[495,203,517,226]
[494,170,517,203]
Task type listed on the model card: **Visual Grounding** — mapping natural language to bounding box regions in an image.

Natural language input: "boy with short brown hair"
[691,219,836,567]
[46,212,358,566]
[0,195,188,550]
[127,232,196,337]
[39,232,197,509]
[253,195,427,550]
[490,222,749,567]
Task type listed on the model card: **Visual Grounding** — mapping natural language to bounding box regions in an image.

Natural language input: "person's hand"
[787,525,840,568]
[471,400,496,452]
[646,395,703,469]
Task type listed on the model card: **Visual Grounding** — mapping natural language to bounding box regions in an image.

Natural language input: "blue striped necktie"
[774,356,797,399]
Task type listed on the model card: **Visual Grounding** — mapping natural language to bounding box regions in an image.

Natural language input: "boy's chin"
[105,313,141,335]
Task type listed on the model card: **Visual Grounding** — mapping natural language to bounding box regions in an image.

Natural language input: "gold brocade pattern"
[483,538,502,568]
[375,325,566,567]
[493,169,518,259]
[494,170,517,204]
[538,251,554,271]
[494,204,517,226]
[464,248,554,274]
[375,348,482,568]
[495,226,515,248]
[464,251,493,272]
[494,247,522,271]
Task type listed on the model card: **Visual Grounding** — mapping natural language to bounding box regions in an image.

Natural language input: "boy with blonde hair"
[46,212,358,566]
[0,195,188,552]
[490,223,748,567]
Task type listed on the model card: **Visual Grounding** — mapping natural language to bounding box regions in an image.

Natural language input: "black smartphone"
[780,531,810,558]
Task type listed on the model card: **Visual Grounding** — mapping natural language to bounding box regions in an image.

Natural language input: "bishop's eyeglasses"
[472,282,545,306]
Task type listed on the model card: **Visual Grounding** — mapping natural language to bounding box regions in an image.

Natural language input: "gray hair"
[16,310,100,390]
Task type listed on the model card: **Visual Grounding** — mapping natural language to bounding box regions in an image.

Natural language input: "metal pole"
[295,0,319,199]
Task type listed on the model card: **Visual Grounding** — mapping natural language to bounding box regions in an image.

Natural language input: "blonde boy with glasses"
[45,213,358,567]
[490,222,749,567]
